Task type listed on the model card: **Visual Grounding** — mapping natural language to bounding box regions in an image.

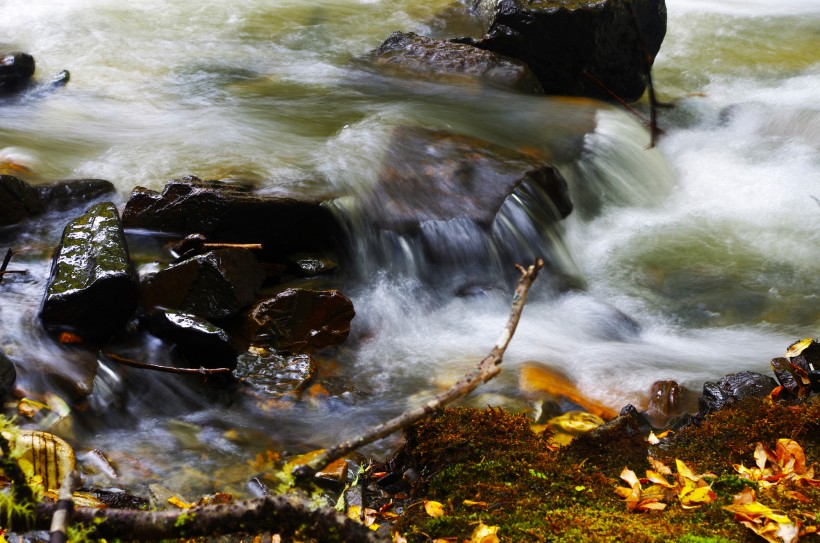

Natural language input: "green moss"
[391,402,820,542]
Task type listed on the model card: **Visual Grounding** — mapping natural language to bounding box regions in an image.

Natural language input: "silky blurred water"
[0,0,818,495]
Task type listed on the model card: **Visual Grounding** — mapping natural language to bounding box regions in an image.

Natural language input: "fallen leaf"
[776,439,806,475]
[619,467,640,488]
[168,496,195,509]
[785,338,813,358]
[363,508,378,527]
[648,456,673,476]
[424,500,446,518]
[463,500,489,508]
[471,522,500,543]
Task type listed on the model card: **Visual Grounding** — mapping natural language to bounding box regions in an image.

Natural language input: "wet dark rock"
[770,357,803,396]
[140,248,265,320]
[233,352,316,396]
[142,310,240,369]
[787,338,820,392]
[0,174,44,225]
[40,202,139,341]
[698,371,778,415]
[122,176,343,257]
[0,351,16,400]
[468,0,667,102]
[368,31,543,94]
[286,253,338,277]
[241,288,355,353]
[367,126,572,232]
[37,179,116,211]
[0,52,35,93]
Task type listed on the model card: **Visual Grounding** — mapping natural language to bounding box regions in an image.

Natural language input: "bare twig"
[30,495,385,542]
[49,471,81,543]
[292,260,544,483]
[0,248,15,285]
[583,70,648,123]
[100,352,232,375]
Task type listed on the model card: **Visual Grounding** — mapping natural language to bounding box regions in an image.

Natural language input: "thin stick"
[49,471,81,543]
[0,270,26,275]
[100,352,232,375]
[0,249,14,285]
[292,259,544,482]
[202,243,263,250]
[625,0,664,147]
[583,70,648,124]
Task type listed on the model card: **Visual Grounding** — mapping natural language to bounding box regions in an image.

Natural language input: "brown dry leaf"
[424,500,446,518]
[392,534,408,543]
[648,456,673,476]
[470,522,500,543]
[776,439,806,475]
[363,508,378,527]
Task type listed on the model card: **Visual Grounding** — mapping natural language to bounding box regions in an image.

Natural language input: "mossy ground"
[387,398,820,542]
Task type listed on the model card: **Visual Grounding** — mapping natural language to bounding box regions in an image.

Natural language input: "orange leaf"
[776,439,806,475]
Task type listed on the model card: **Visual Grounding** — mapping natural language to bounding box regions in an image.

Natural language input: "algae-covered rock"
[368,31,543,94]
[0,174,44,225]
[142,310,240,369]
[471,0,667,102]
[139,248,265,320]
[241,288,355,353]
[40,202,139,341]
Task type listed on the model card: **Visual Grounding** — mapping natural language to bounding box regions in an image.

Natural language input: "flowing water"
[0,0,818,496]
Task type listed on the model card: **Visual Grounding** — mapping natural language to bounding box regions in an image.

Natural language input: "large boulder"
[469,0,667,102]
[141,310,240,369]
[0,174,44,225]
[0,52,35,93]
[241,288,355,353]
[368,31,543,94]
[40,202,139,341]
[139,248,265,320]
[365,126,572,232]
[698,371,778,415]
[122,176,343,257]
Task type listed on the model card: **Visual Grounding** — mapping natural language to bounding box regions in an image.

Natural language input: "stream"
[1,0,818,498]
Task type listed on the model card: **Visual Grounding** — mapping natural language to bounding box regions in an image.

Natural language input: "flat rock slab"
[122,176,343,256]
[242,288,355,353]
[142,310,240,369]
[140,248,265,320]
[368,31,543,94]
[471,0,667,102]
[40,202,139,341]
[0,175,116,226]
[366,126,572,232]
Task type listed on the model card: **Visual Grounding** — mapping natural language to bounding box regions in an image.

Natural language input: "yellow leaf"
[167,496,195,509]
[724,500,792,524]
[680,485,716,508]
[471,522,500,543]
[785,338,813,358]
[463,500,489,508]
[675,459,699,482]
[424,500,446,518]
[646,470,674,488]
[619,467,640,488]
[624,483,642,510]
[347,505,362,521]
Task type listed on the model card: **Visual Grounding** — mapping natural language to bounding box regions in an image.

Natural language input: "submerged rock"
[0,174,44,225]
[40,202,139,341]
[241,288,355,353]
[469,0,667,102]
[122,176,342,257]
[368,31,543,94]
[233,352,316,396]
[142,310,240,369]
[0,52,35,93]
[140,248,265,320]
[698,371,778,415]
[366,126,572,232]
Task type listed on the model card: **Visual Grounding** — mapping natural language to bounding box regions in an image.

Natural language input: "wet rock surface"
[0,351,16,400]
[368,31,543,94]
[698,371,778,415]
[366,126,572,232]
[139,248,265,320]
[0,174,44,225]
[242,288,355,353]
[0,52,35,93]
[122,176,343,256]
[468,0,667,102]
[40,202,139,341]
[37,178,116,211]
[142,310,240,369]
